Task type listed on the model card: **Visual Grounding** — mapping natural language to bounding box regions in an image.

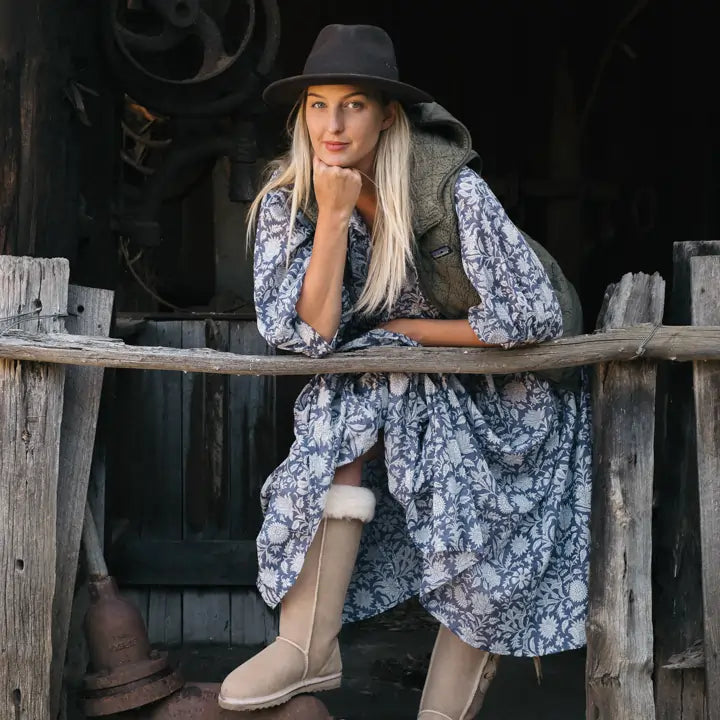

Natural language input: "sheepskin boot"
[418,625,500,720]
[218,484,376,711]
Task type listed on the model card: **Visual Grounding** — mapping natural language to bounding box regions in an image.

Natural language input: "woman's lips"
[323,141,349,152]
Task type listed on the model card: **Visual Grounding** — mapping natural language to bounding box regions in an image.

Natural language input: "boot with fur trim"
[418,625,499,720]
[218,484,375,711]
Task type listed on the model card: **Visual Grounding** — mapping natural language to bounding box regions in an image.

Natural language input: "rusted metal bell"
[125,684,333,719]
[80,575,183,716]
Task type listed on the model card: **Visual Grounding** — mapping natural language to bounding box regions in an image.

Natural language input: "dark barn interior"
[3,1,718,718]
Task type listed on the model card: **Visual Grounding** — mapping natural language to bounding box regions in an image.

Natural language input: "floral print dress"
[252,167,592,657]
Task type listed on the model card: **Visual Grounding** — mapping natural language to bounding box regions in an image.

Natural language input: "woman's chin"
[317,151,357,168]
[322,158,351,167]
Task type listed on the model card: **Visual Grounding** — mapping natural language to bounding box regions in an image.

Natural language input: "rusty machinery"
[102,0,281,247]
[78,504,183,715]
[104,0,280,117]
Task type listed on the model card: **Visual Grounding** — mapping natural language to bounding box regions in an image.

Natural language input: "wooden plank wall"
[182,320,229,644]
[108,319,282,646]
[229,323,281,645]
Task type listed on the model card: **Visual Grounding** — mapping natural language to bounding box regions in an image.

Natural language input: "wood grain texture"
[0,0,76,260]
[0,257,68,720]
[61,449,108,720]
[50,285,113,719]
[1,325,720,376]
[105,335,150,643]
[229,322,279,645]
[690,256,720,720]
[654,241,720,720]
[586,272,664,720]
[108,539,258,586]
[181,321,230,645]
[141,322,183,647]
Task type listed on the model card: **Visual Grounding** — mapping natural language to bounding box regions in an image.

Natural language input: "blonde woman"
[219,24,592,720]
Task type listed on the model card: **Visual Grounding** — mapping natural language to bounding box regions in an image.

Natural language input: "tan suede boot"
[418,625,500,720]
[218,484,376,711]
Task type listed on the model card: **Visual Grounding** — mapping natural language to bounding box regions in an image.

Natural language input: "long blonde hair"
[246,92,414,315]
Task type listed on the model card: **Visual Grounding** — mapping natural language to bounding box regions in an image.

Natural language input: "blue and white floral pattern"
[252,167,592,657]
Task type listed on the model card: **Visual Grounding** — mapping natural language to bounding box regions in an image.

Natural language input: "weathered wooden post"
[690,255,720,720]
[586,272,665,719]
[51,285,114,719]
[0,256,69,720]
[654,241,720,720]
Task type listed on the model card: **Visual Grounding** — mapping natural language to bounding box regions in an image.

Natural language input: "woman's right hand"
[313,155,362,222]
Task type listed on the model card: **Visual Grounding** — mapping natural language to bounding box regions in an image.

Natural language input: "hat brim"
[262,73,433,107]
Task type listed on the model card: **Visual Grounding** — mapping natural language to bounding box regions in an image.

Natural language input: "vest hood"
[408,102,482,237]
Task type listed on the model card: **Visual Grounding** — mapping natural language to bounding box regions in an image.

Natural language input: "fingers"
[312,153,362,217]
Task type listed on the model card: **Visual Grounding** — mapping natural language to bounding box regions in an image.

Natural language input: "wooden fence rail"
[0,324,720,375]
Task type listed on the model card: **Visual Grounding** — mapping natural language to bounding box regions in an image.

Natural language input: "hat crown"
[303,24,399,81]
[262,23,432,106]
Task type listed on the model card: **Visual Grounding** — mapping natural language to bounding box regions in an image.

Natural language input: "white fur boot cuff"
[323,485,376,523]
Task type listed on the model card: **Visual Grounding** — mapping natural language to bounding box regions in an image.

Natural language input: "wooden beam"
[654,241,720,720]
[691,256,720,720]
[0,0,76,259]
[0,257,69,720]
[0,325,719,376]
[586,272,663,719]
[50,285,114,720]
[107,539,258,586]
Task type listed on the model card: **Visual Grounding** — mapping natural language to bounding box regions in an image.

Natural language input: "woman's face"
[304,84,396,173]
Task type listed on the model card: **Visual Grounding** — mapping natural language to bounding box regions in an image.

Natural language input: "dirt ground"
[169,599,587,719]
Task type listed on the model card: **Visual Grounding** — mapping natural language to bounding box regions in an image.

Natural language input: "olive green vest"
[407,103,583,334]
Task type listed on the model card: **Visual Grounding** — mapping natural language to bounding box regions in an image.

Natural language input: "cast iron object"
[145,0,200,28]
[80,575,184,716]
[102,0,281,117]
[127,683,333,719]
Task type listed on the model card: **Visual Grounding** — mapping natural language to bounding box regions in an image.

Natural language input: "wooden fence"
[0,242,719,719]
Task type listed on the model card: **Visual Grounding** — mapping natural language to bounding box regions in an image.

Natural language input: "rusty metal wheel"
[103,0,280,116]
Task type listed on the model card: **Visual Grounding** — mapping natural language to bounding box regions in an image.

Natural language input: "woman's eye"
[310,101,326,109]
[346,101,364,109]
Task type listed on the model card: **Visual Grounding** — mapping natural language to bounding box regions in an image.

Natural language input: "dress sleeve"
[454,167,563,348]
[253,188,338,357]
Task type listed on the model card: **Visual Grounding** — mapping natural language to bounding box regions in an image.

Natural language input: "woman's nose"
[328,107,344,133]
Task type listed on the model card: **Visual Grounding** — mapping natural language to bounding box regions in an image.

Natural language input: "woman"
[219,24,592,719]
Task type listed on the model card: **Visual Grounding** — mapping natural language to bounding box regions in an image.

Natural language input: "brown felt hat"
[263,24,433,107]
